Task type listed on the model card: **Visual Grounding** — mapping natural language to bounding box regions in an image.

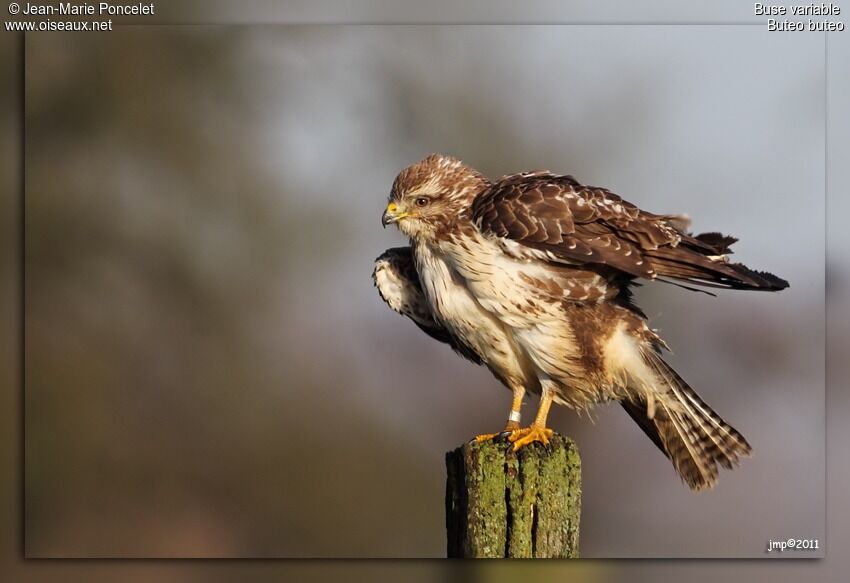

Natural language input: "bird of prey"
[373,153,788,491]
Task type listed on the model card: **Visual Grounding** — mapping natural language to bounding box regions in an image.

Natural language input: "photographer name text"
[14,2,154,16]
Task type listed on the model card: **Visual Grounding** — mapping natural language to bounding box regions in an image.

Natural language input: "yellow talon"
[508,426,554,450]
[473,419,522,443]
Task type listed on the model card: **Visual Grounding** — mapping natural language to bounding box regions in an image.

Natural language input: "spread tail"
[622,353,752,491]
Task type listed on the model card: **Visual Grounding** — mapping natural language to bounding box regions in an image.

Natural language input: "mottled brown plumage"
[374,153,788,491]
[472,172,787,291]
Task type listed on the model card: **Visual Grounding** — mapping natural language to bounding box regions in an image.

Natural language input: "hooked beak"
[382,201,408,227]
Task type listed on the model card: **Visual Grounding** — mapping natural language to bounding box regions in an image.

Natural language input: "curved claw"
[472,420,522,444]
[472,432,501,444]
[508,426,554,450]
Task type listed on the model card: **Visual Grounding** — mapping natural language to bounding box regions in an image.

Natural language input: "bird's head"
[382,153,489,240]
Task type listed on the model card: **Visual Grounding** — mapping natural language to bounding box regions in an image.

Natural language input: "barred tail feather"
[622,353,752,491]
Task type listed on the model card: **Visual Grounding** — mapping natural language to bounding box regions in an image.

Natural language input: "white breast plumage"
[413,240,532,389]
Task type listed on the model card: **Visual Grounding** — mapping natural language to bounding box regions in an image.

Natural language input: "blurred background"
[14,24,826,560]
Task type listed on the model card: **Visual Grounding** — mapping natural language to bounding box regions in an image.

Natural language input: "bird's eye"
[415,197,430,208]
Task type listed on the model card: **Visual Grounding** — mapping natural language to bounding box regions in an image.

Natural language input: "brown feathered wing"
[471,172,788,291]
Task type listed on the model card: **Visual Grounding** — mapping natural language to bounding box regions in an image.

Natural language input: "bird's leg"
[508,385,555,450]
[474,385,525,442]
[504,387,525,432]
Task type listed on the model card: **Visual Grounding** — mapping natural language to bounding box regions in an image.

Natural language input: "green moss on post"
[445,433,581,558]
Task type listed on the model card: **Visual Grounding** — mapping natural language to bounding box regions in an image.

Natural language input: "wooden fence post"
[445,433,581,558]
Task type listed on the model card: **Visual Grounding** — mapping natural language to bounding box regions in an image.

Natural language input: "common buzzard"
[373,154,788,491]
